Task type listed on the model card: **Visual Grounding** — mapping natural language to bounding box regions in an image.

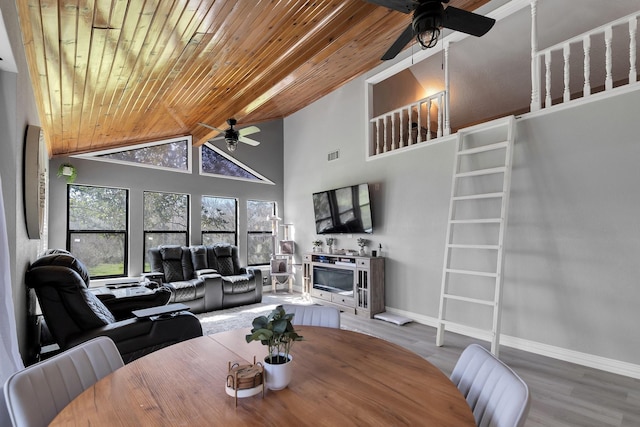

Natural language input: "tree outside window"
[201,196,237,246]
[247,200,276,265]
[68,185,128,278]
[143,191,189,271]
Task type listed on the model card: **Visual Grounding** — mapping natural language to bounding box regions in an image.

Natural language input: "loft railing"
[531,6,639,111]
[369,91,450,156]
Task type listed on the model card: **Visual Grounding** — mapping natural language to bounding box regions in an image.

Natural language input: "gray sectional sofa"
[143,243,263,314]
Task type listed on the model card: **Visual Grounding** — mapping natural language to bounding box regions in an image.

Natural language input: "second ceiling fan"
[198,118,261,152]
[366,0,496,60]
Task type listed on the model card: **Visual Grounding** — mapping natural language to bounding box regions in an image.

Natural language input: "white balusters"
[563,44,571,102]
[444,41,451,134]
[369,91,448,156]
[436,94,444,138]
[532,10,639,111]
[391,113,397,151]
[629,18,637,84]
[544,51,552,108]
[530,0,540,111]
[605,26,613,91]
[583,36,591,97]
[426,99,432,141]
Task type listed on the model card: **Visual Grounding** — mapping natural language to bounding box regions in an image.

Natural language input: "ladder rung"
[446,268,498,278]
[448,244,500,250]
[437,320,496,339]
[450,218,502,224]
[456,166,506,178]
[453,192,504,201]
[458,141,508,155]
[443,294,495,306]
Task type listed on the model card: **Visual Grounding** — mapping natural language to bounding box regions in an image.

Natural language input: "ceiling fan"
[366,0,496,60]
[198,118,261,152]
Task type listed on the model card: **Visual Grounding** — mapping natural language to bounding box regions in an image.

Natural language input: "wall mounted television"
[312,183,373,234]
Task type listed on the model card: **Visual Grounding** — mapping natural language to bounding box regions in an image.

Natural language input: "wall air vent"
[327,150,340,162]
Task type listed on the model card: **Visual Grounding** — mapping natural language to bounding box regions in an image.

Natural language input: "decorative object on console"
[325,237,336,254]
[57,163,77,183]
[357,238,369,255]
[312,239,322,252]
[245,305,303,390]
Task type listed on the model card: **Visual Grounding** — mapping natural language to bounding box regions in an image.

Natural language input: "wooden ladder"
[436,116,515,356]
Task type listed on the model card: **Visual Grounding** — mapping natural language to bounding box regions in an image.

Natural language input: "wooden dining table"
[50,327,475,426]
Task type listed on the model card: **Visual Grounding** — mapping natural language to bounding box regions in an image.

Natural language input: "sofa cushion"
[159,246,187,282]
[222,276,256,294]
[190,246,208,271]
[216,256,234,276]
[166,279,204,302]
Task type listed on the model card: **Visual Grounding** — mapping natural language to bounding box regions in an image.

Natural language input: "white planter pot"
[264,353,293,390]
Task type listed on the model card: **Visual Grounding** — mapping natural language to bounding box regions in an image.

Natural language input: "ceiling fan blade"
[238,125,260,137]
[381,23,415,60]
[364,0,414,14]
[238,135,260,146]
[198,122,225,133]
[442,6,495,37]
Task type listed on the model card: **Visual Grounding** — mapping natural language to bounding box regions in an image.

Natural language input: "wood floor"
[270,292,640,427]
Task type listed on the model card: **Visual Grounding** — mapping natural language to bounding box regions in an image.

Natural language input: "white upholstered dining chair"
[281,304,340,328]
[451,344,531,427]
[3,336,124,427]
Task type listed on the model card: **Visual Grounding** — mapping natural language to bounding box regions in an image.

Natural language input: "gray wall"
[1,0,43,364]
[48,119,285,276]
[284,72,640,369]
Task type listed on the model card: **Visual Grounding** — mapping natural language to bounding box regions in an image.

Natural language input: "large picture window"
[201,196,237,246]
[247,200,276,266]
[68,185,128,278]
[143,191,189,271]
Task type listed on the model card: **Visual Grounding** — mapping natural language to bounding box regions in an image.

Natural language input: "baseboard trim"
[384,307,640,380]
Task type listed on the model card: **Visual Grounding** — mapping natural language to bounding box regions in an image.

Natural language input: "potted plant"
[312,239,323,252]
[245,305,304,390]
[57,163,77,183]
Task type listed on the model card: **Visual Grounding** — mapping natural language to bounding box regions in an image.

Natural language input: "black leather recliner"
[25,252,203,363]
[191,244,263,309]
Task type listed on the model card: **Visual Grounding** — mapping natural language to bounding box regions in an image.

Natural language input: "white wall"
[284,71,640,375]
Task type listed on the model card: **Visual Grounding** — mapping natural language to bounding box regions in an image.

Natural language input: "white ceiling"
[407,0,640,129]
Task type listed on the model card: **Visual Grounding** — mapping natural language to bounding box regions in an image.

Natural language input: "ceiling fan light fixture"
[412,1,444,49]
[225,140,238,152]
[224,128,239,152]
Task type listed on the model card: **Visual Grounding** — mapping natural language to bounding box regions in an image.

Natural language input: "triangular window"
[200,143,274,185]
[77,136,191,173]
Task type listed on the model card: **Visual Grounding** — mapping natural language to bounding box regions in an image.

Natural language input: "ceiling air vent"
[327,150,340,162]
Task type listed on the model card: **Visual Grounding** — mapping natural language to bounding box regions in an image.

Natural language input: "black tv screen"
[312,183,373,234]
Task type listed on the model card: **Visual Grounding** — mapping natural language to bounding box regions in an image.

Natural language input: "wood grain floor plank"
[268,292,640,427]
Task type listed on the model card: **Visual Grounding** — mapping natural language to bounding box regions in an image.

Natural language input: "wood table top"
[51,327,475,426]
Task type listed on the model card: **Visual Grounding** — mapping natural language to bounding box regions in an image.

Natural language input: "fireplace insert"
[312,265,354,296]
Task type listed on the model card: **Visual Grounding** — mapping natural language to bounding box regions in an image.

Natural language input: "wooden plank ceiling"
[16,0,490,157]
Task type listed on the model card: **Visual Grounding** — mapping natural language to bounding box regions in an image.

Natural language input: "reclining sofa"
[25,251,202,363]
[144,244,263,313]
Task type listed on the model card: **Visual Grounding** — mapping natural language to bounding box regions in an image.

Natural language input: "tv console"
[303,252,385,318]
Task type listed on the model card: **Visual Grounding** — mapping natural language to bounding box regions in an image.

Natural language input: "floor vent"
[327,150,340,162]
